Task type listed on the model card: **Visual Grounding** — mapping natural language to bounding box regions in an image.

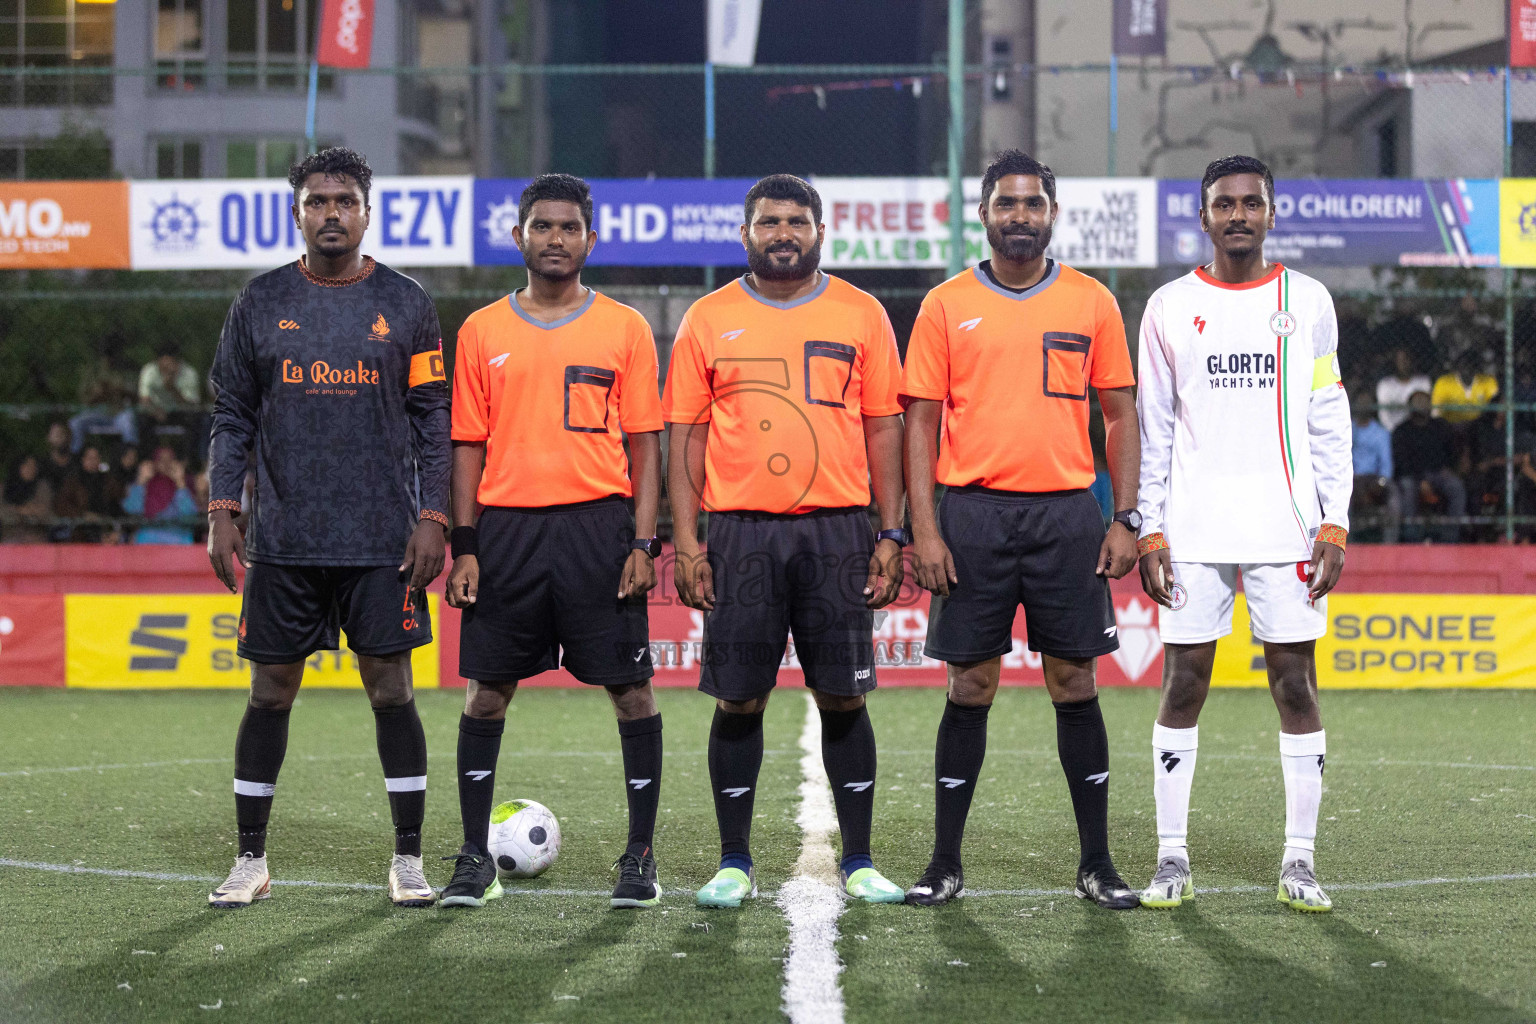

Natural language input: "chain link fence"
[2,62,1533,541]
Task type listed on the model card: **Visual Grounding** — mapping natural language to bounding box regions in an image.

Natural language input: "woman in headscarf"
[121,446,198,544]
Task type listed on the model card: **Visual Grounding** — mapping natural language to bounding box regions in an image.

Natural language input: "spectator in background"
[1394,390,1466,543]
[138,343,204,459]
[69,350,140,453]
[1432,349,1498,426]
[121,445,197,544]
[39,421,76,492]
[53,445,119,541]
[1376,346,1432,433]
[1351,392,1400,543]
[1,455,54,543]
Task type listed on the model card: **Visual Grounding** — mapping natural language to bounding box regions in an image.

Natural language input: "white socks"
[1151,723,1199,863]
[1279,729,1327,868]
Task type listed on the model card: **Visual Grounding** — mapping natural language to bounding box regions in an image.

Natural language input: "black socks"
[232,705,290,858]
[1054,695,1112,871]
[457,713,505,857]
[373,701,428,857]
[617,713,664,853]
[931,698,990,868]
[707,707,764,870]
[819,706,877,869]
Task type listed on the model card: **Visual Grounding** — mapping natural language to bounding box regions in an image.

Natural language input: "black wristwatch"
[1112,509,1143,533]
[876,527,912,547]
[630,536,662,558]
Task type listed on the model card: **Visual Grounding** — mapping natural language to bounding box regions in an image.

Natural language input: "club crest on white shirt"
[1269,310,1297,337]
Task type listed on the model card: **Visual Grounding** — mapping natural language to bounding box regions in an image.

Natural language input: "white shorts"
[1157,562,1327,645]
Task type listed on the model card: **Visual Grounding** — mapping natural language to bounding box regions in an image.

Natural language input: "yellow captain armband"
[1312,352,1342,390]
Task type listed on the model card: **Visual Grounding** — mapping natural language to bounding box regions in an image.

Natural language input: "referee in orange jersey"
[901,151,1143,909]
[664,174,909,908]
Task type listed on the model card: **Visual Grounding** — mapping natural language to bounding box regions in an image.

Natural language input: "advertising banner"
[317,0,375,69]
[816,176,1157,269]
[0,181,130,270]
[472,178,757,267]
[129,177,473,270]
[1159,178,1500,267]
[1513,0,1536,67]
[707,0,761,67]
[1499,178,1536,267]
[1212,593,1536,688]
[64,595,439,688]
[0,595,65,686]
[1113,0,1166,57]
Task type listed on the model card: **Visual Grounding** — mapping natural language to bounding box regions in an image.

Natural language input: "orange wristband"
[1137,532,1168,556]
[1316,524,1347,550]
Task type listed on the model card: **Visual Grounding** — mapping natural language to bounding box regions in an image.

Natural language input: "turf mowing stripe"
[778,693,848,1024]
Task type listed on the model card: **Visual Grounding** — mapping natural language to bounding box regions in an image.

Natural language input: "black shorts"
[459,497,652,686]
[700,507,876,702]
[925,486,1118,663]
[238,562,431,664]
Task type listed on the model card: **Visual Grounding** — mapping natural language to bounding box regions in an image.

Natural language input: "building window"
[1514,123,1536,178]
[0,0,115,107]
[227,0,325,91]
[155,0,204,90]
[154,138,202,178]
[1376,118,1398,178]
[227,138,302,178]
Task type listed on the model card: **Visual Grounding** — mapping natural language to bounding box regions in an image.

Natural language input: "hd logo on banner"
[64,595,439,688]
[129,177,472,270]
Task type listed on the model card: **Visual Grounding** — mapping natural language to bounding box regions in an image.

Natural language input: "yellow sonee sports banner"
[1211,594,1536,689]
[66,594,440,689]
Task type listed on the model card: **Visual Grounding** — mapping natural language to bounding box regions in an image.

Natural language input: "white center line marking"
[778,694,846,1024]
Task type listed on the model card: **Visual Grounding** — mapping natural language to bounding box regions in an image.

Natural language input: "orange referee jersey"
[901,261,1134,492]
[452,289,663,508]
[662,273,903,515]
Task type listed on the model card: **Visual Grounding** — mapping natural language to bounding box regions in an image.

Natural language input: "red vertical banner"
[317,0,375,69]
[1514,0,1536,67]
[0,595,65,686]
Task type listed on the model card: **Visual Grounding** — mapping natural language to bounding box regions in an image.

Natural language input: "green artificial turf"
[0,686,1532,1023]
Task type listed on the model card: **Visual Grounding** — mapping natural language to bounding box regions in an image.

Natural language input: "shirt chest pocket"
[564,365,617,433]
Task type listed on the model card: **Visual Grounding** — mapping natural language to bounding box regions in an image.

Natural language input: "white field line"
[3,857,1531,903]
[778,695,847,1024]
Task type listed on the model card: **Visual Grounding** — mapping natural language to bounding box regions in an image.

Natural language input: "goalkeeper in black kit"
[203,147,451,909]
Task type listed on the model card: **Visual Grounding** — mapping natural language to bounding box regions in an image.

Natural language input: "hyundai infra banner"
[1158,178,1500,267]
[472,178,757,267]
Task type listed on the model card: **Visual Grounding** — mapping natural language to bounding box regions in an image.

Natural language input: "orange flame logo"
[371,313,390,338]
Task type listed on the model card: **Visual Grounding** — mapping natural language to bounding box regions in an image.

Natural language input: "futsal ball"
[487,799,561,879]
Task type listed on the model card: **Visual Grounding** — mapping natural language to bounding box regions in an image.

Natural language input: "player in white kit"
[1133,156,1352,912]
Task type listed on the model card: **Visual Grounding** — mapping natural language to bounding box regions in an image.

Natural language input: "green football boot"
[696,866,756,908]
[840,866,906,904]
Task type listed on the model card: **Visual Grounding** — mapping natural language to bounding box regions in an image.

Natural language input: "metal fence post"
[947,0,966,278]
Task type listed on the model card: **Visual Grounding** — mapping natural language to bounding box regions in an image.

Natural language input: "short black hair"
[980,149,1056,207]
[155,341,180,359]
[1201,154,1274,210]
[288,146,372,203]
[744,174,822,225]
[519,173,594,231]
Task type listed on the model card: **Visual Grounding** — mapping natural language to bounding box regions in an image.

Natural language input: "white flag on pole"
[708,0,761,66]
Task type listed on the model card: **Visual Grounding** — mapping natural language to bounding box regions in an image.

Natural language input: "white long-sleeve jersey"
[1136,264,1353,564]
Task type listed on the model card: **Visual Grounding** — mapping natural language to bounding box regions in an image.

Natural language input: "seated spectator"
[1431,349,1498,426]
[1376,346,1432,432]
[1,455,54,543]
[70,352,140,453]
[53,445,119,542]
[1394,391,1466,543]
[138,343,205,458]
[1350,392,1400,543]
[39,421,76,493]
[121,446,198,544]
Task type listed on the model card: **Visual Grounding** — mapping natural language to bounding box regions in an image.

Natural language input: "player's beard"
[1216,226,1261,258]
[987,220,1051,264]
[746,238,822,282]
[523,245,588,283]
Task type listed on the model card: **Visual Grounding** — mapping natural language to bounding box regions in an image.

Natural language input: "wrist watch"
[630,536,662,558]
[1112,509,1143,533]
[876,527,912,547]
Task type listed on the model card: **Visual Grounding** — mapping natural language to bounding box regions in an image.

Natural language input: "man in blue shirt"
[1351,391,1400,543]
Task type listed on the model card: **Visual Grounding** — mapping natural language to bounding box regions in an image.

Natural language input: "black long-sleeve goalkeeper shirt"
[207,257,450,566]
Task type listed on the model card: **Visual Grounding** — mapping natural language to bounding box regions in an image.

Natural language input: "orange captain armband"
[1136,532,1168,557]
[409,348,447,388]
[1316,524,1348,550]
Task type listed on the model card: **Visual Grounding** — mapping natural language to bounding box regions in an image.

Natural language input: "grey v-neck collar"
[736,272,830,310]
[507,287,597,330]
[972,259,1060,301]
